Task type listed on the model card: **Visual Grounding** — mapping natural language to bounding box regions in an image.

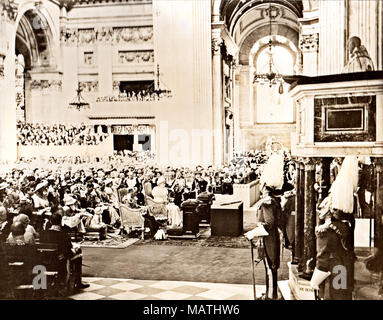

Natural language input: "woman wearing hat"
[32,181,50,212]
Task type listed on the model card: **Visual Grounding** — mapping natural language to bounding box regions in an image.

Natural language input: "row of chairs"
[0,241,74,299]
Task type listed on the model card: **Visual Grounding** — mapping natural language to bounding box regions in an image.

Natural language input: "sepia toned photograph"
[0,0,382,307]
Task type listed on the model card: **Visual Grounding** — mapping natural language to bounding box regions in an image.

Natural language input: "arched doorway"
[228,1,301,151]
[251,35,298,124]
[15,7,56,124]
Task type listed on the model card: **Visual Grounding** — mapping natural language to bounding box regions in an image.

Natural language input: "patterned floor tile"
[139,296,165,300]
[70,292,105,300]
[195,289,240,300]
[226,294,253,300]
[152,291,192,300]
[92,278,123,287]
[90,286,126,297]
[170,285,210,295]
[82,277,104,283]
[129,279,160,286]
[110,282,143,291]
[149,280,191,290]
[130,286,166,296]
[68,277,256,301]
[108,291,147,300]
[82,283,106,292]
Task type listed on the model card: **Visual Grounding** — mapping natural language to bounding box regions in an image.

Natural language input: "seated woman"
[6,222,26,245]
[11,214,38,244]
[31,181,50,213]
[151,176,168,204]
[151,177,182,228]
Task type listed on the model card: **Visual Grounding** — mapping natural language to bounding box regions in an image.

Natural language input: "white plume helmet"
[329,156,359,214]
[260,153,284,190]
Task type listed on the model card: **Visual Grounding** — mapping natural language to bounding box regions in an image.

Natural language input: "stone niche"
[288,71,383,158]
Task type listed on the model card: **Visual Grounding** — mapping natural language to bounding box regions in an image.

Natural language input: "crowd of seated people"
[17,121,109,146]
[0,149,293,237]
[96,89,171,103]
[0,147,297,297]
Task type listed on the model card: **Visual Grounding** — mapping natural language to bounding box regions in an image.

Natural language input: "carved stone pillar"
[321,157,332,200]
[211,24,224,165]
[375,158,383,247]
[303,158,316,275]
[295,159,305,270]
[299,33,319,76]
[0,2,18,162]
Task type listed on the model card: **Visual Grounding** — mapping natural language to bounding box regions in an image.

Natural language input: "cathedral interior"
[0,0,382,302]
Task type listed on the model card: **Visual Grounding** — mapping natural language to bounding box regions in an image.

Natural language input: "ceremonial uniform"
[315,220,354,300]
[256,195,281,270]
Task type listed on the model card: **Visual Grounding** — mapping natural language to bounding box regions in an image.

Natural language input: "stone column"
[318,0,345,75]
[303,158,316,275]
[321,157,332,200]
[211,25,224,166]
[0,7,17,162]
[294,159,305,270]
[97,27,113,96]
[375,158,383,247]
[233,71,241,154]
[299,33,319,76]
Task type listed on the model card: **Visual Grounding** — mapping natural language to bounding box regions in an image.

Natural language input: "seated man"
[40,213,89,291]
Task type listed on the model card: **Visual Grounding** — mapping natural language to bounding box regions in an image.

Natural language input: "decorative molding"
[118,50,154,64]
[60,27,78,45]
[112,81,120,91]
[1,0,18,22]
[60,26,154,45]
[79,81,98,92]
[263,5,281,20]
[114,26,153,44]
[303,157,316,171]
[299,33,319,52]
[211,30,223,56]
[30,80,62,91]
[78,29,96,45]
[96,27,114,44]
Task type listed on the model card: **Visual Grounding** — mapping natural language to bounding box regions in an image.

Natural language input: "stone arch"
[239,24,299,65]
[250,36,299,73]
[15,7,57,69]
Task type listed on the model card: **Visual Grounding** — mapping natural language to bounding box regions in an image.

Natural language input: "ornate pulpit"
[285,71,383,300]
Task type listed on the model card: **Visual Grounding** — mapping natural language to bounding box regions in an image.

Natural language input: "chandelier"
[253,2,284,94]
[68,84,90,111]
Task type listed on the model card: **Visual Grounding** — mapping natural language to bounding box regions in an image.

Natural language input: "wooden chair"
[2,243,35,298]
[119,204,145,239]
[145,197,168,222]
[118,188,129,203]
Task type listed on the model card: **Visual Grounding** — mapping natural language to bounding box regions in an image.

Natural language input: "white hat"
[94,207,103,215]
[157,176,165,185]
[63,194,77,206]
[0,182,8,190]
[35,181,48,192]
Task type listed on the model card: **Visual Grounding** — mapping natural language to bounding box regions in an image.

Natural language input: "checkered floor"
[69,277,267,300]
